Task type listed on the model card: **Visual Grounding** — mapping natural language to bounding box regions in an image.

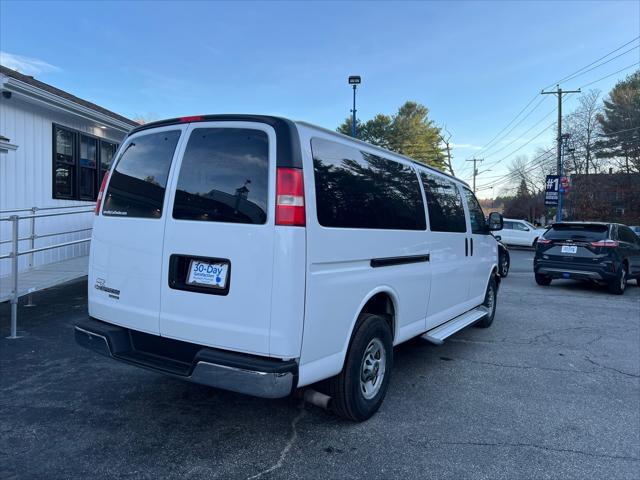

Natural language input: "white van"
[75,115,504,421]
[496,218,545,247]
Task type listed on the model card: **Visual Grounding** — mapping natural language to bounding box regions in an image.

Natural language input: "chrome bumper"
[75,319,296,399]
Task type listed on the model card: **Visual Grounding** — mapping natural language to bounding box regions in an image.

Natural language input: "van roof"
[129,114,467,187]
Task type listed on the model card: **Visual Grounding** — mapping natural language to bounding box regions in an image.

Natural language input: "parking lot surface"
[1,250,639,480]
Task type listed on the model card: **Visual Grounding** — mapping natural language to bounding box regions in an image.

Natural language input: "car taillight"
[95,171,109,215]
[276,167,305,226]
[590,239,619,247]
[537,238,552,244]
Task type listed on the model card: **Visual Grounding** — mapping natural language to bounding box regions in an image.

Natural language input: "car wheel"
[500,252,510,277]
[328,313,393,422]
[535,273,552,286]
[608,265,627,295]
[475,275,497,328]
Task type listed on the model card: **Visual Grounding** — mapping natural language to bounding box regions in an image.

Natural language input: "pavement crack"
[584,356,639,378]
[431,440,640,462]
[247,403,306,480]
[454,356,593,375]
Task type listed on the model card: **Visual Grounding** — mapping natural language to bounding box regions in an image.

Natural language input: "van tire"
[328,314,393,422]
[475,276,497,328]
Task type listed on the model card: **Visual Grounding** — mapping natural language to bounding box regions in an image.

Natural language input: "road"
[1,250,639,480]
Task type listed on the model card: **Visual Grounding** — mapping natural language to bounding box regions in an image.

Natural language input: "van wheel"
[608,265,627,295]
[328,314,393,422]
[535,273,552,286]
[475,276,497,328]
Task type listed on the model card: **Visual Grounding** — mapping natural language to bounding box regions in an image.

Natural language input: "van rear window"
[545,224,609,241]
[103,130,181,218]
[311,138,426,230]
[172,128,269,224]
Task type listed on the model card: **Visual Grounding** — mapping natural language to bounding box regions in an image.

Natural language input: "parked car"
[494,235,510,277]
[495,218,545,247]
[74,114,504,421]
[534,222,640,294]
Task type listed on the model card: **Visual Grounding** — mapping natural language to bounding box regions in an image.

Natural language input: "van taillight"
[95,171,109,215]
[590,239,619,247]
[276,168,305,226]
[537,238,552,244]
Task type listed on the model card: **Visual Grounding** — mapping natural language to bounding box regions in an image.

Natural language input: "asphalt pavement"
[1,249,639,480]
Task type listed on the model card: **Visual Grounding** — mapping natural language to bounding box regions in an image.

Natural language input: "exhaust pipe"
[301,389,331,410]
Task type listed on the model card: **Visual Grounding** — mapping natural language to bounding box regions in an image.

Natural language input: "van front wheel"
[328,314,393,422]
[475,275,497,328]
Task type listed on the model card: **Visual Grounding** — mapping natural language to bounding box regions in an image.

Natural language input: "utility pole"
[541,84,580,222]
[466,158,483,193]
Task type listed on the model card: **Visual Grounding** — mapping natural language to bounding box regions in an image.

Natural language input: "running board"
[421,306,489,345]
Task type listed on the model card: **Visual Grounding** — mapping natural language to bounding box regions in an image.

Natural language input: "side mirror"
[524,227,530,231]
[488,212,503,231]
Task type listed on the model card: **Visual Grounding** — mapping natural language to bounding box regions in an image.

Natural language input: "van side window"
[103,130,181,218]
[420,172,466,233]
[311,138,426,230]
[173,128,269,225]
[463,188,489,234]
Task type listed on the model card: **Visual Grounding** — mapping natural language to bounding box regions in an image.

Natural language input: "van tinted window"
[173,128,269,224]
[103,130,181,218]
[420,172,466,233]
[463,188,489,234]
[312,138,425,230]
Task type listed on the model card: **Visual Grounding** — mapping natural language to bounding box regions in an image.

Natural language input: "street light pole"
[348,76,361,138]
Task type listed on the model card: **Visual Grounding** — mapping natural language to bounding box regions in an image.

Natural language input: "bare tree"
[563,90,604,175]
[438,126,455,176]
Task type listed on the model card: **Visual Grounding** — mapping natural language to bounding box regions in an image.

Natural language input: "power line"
[558,44,639,85]
[542,35,640,89]
[579,61,640,89]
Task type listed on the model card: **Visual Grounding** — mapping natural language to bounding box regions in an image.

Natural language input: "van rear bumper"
[75,318,297,399]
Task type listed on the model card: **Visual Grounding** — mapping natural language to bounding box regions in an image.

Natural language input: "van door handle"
[470,237,474,256]
[465,238,468,256]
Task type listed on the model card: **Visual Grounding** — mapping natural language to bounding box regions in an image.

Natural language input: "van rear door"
[158,122,276,356]
[89,126,185,334]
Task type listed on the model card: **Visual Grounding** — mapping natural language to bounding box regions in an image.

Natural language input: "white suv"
[496,218,544,247]
[75,115,503,421]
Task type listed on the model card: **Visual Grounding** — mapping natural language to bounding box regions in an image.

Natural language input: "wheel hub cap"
[360,338,386,400]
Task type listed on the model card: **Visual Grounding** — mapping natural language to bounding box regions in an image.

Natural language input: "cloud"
[0,51,60,76]
[451,143,483,150]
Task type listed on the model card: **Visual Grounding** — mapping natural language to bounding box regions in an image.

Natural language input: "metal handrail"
[0,227,93,245]
[0,208,94,222]
[0,204,95,214]
[1,206,94,338]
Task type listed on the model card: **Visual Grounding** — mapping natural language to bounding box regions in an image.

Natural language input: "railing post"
[29,207,36,267]
[8,215,19,339]
[25,206,37,307]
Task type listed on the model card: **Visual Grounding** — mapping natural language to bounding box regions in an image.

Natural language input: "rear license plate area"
[561,245,577,254]
[169,254,231,296]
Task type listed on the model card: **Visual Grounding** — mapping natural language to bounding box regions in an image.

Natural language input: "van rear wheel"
[328,313,393,422]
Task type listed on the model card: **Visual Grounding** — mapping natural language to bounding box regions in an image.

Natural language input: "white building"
[0,65,137,280]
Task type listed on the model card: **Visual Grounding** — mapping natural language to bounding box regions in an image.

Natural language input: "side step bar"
[421,306,489,345]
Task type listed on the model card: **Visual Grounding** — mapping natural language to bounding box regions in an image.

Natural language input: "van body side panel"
[268,226,306,358]
[298,128,431,379]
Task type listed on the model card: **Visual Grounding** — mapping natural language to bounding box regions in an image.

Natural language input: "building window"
[52,124,118,201]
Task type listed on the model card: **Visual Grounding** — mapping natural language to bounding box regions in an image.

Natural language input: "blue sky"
[1,0,639,196]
